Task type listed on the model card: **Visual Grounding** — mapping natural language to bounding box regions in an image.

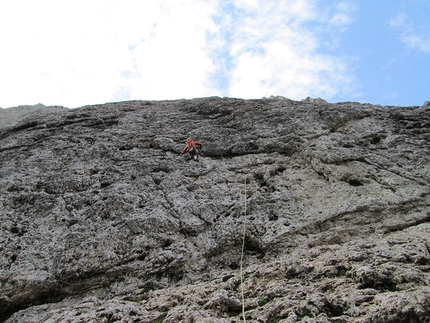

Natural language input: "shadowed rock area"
[1,97,429,322]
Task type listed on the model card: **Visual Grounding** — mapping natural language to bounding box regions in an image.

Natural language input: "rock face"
[1,97,429,322]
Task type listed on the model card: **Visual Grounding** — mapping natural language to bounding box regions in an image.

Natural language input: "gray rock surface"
[0,97,429,322]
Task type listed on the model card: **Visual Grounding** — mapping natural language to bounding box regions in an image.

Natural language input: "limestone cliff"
[0,97,429,322]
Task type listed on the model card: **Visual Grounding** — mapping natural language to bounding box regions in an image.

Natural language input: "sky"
[0,0,429,109]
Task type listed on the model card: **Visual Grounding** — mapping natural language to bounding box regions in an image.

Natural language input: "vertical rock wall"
[0,98,429,322]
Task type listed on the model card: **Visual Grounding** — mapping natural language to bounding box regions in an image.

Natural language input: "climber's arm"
[181,145,189,155]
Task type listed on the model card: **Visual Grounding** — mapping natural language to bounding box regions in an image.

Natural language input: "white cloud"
[0,0,220,108]
[389,12,407,28]
[0,0,357,108]
[390,12,430,53]
[233,0,259,11]
[225,0,356,100]
[330,2,355,28]
[120,0,221,100]
[401,33,430,53]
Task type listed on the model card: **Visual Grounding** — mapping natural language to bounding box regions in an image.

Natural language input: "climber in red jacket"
[181,138,203,161]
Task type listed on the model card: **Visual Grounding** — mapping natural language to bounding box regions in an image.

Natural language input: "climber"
[180,138,203,161]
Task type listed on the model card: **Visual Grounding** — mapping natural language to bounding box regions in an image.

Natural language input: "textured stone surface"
[1,97,429,322]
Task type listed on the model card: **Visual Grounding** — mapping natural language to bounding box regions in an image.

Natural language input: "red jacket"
[181,139,202,155]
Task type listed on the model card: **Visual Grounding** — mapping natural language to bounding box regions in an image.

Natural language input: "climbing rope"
[240,177,247,322]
